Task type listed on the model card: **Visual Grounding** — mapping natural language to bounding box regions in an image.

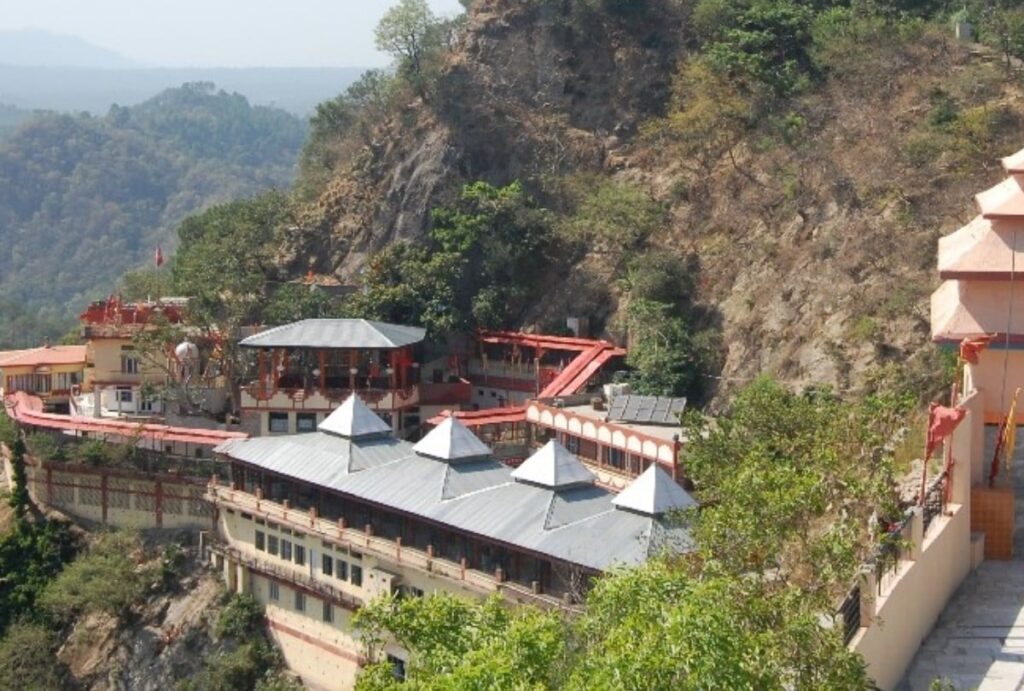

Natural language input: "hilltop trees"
[374,0,455,99]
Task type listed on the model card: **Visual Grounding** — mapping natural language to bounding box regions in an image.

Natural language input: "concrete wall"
[852,390,981,690]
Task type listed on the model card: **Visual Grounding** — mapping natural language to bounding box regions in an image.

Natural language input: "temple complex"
[208,394,696,688]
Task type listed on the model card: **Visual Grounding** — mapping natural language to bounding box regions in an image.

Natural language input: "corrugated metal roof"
[612,465,697,516]
[215,431,695,572]
[319,394,392,439]
[512,440,595,489]
[239,319,426,349]
[412,417,492,461]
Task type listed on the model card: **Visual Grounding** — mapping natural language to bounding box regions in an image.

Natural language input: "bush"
[38,530,151,623]
[0,622,69,690]
[556,176,666,258]
[216,593,265,640]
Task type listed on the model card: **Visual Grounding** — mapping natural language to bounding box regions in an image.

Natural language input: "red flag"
[926,402,966,458]
[960,335,994,364]
[155,244,164,268]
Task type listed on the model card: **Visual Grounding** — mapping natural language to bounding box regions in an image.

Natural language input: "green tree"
[556,176,667,257]
[0,622,69,691]
[374,0,448,98]
[7,437,29,524]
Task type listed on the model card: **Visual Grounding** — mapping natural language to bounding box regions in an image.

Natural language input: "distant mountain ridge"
[0,64,367,116]
[0,83,307,348]
[0,28,138,69]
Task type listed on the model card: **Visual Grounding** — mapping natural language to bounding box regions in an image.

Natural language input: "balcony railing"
[207,483,576,610]
[240,384,419,411]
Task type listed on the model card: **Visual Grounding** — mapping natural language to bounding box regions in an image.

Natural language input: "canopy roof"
[319,394,392,439]
[1003,147,1024,174]
[976,175,1024,220]
[930,279,1024,343]
[511,440,596,489]
[240,319,425,350]
[938,215,1024,279]
[412,416,492,461]
[612,464,697,516]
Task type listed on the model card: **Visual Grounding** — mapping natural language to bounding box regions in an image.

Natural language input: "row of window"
[268,411,318,434]
[267,580,334,623]
[254,528,364,587]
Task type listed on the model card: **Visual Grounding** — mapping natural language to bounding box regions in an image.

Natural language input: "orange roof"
[4,392,247,447]
[0,345,87,368]
[426,406,528,428]
[1003,147,1024,174]
[976,175,1024,219]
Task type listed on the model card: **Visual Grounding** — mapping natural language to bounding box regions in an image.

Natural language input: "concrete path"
[901,436,1024,690]
[901,561,1024,690]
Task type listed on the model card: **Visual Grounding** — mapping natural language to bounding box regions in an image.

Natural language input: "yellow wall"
[85,337,165,388]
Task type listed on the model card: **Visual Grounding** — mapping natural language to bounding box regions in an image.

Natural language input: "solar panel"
[607,395,687,425]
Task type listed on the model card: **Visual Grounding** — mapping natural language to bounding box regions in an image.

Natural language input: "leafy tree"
[705,0,817,97]
[0,622,69,691]
[347,181,553,335]
[7,437,29,523]
[0,518,79,634]
[556,176,667,257]
[38,530,154,624]
[374,0,449,98]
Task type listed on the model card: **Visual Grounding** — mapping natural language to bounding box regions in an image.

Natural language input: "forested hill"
[0,83,306,347]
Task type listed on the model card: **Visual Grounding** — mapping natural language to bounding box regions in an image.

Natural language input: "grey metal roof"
[319,394,392,439]
[239,319,426,349]
[607,395,687,425]
[215,432,695,572]
[512,441,596,489]
[412,417,492,461]
[612,464,697,516]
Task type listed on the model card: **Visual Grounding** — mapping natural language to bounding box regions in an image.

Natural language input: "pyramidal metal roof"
[512,440,595,489]
[319,394,392,439]
[413,416,492,461]
[239,319,426,349]
[613,464,697,516]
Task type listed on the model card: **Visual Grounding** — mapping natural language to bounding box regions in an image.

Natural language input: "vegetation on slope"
[0,82,305,349]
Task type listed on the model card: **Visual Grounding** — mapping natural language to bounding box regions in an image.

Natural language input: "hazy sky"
[0,0,466,68]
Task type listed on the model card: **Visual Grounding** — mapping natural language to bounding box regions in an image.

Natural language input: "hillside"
[277,0,1024,404]
[0,82,306,348]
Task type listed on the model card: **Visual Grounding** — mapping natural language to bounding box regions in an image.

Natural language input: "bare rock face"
[280,0,682,283]
[280,0,1024,400]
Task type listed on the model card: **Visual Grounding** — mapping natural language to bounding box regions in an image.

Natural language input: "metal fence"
[922,471,948,534]
[838,583,861,645]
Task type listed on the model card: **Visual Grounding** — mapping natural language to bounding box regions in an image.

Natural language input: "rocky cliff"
[280,0,1024,401]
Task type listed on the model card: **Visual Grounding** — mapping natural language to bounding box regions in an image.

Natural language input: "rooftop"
[239,319,426,350]
[976,174,1024,220]
[318,394,392,439]
[215,397,695,571]
[0,345,87,368]
[938,215,1024,279]
[559,402,682,443]
[607,395,687,426]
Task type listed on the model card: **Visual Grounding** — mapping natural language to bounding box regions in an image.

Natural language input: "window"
[281,540,292,561]
[387,655,406,681]
[255,518,266,526]
[402,585,425,598]
[322,601,333,623]
[294,544,306,566]
[296,412,317,433]
[255,531,266,551]
[268,412,289,434]
[351,565,363,587]
[241,512,252,521]
[336,559,348,581]
[117,388,133,403]
[322,553,334,577]
[140,398,155,412]
[604,446,625,469]
[120,351,139,374]
[269,581,280,601]
[294,591,305,612]
[565,434,580,454]
[267,535,279,556]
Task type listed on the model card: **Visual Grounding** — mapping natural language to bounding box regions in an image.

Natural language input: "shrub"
[216,593,265,640]
[0,622,69,691]
[38,530,151,623]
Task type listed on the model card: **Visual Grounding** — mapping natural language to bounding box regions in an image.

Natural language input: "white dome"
[175,340,199,362]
